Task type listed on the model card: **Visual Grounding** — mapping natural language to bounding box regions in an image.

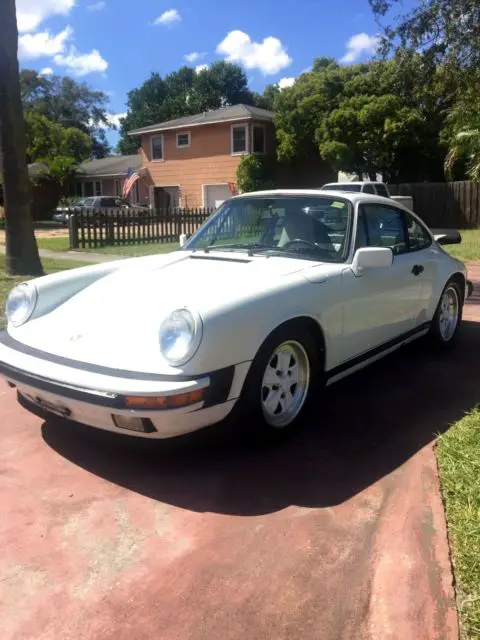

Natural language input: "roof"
[128,104,274,136]
[76,154,141,177]
[230,188,400,206]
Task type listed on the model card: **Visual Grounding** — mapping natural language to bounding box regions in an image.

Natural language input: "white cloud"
[185,51,206,63]
[39,66,54,75]
[340,32,380,63]
[153,9,181,26]
[278,76,295,89]
[87,1,106,10]
[106,112,127,128]
[16,0,75,33]
[18,26,73,59]
[216,30,291,76]
[54,46,108,75]
[195,64,209,73]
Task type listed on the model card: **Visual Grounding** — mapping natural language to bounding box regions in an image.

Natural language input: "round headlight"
[159,309,202,366]
[5,282,37,327]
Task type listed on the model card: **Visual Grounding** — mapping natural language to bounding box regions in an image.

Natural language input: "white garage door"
[205,184,232,209]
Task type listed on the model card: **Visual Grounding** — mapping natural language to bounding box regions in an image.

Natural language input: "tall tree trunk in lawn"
[0,0,43,276]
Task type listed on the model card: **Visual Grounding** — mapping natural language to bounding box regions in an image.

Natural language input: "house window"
[84,181,94,197]
[252,125,266,154]
[95,181,102,196]
[151,135,164,161]
[115,179,121,196]
[231,124,248,155]
[176,132,190,148]
[75,182,82,196]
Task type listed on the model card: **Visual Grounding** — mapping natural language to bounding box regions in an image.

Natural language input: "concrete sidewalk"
[0,244,125,264]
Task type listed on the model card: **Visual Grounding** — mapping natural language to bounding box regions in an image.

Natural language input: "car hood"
[15,250,327,373]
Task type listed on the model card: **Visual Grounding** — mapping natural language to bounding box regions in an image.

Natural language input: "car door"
[404,211,439,324]
[340,202,424,361]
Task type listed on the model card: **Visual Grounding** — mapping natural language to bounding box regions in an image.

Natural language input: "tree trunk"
[0,0,43,276]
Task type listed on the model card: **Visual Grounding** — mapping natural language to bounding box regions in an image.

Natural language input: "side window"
[406,214,431,251]
[363,184,375,194]
[375,184,389,198]
[358,204,408,255]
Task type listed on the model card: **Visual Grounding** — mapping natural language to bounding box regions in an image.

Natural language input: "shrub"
[236,154,275,193]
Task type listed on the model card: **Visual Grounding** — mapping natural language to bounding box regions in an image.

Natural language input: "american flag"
[123,167,140,197]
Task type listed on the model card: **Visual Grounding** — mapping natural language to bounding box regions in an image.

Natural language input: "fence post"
[68,213,79,249]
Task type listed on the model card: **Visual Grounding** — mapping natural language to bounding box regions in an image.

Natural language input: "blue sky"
[17,0,386,148]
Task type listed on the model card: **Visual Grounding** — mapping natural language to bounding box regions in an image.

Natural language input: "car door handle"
[412,264,424,276]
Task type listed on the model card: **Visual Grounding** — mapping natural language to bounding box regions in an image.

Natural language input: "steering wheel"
[282,239,321,251]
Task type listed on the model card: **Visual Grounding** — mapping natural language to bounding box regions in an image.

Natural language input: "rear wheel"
[429,279,463,347]
[236,324,322,442]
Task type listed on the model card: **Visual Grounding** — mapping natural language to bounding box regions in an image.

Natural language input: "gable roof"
[128,104,274,136]
[76,154,141,177]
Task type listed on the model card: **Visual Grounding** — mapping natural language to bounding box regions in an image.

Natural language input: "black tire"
[428,278,463,348]
[233,323,323,443]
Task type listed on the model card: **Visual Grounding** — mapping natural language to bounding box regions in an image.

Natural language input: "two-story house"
[127,104,277,209]
[68,103,336,211]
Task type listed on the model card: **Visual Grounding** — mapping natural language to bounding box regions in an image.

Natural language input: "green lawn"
[36,236,179,256]
[445,230,480,262]
[0,256,91,330]
[437,410,480,639]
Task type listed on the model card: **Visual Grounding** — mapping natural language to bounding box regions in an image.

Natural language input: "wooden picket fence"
[69,207,213,250]
[389,181,480,228]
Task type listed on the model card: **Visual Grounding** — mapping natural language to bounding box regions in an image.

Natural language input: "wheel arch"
[255,315,326,370]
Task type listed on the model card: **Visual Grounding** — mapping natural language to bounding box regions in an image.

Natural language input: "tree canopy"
[274,55,454,182]
[370,0,480,181]
[117,61,257,154]
[20,69,110,158]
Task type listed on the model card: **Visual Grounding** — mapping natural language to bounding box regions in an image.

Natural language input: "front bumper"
[0,333,250,438]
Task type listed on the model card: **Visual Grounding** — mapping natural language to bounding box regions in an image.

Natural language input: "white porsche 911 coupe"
[0,190,473,440]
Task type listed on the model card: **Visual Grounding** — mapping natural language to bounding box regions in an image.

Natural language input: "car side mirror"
[352,247,393,276]
[431,229,462,245]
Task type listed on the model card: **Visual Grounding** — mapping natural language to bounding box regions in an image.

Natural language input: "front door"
[340,202,424,362]
[154,186,180,210]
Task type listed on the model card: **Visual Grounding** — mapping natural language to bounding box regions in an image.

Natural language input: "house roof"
[76,154,141,177]
[127,104,274,136]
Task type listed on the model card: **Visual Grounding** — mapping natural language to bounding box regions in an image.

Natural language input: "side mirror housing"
[431,229,462,245]
[352,247,393,276]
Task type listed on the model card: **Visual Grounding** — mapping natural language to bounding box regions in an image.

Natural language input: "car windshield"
[321,184,362,192]
[183,195,351,262]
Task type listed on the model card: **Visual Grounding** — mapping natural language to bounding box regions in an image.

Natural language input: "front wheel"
[429,279,463,347]
[235,325,322,441]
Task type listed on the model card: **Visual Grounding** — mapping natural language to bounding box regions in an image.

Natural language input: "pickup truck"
[320,181,414,211]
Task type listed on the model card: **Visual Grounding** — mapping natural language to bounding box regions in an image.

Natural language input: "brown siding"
[139,120,275,208]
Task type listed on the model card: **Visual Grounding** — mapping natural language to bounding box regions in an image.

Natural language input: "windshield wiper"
[202,242,273,255]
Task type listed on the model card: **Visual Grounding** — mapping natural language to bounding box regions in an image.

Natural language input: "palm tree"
[0,0,42,275]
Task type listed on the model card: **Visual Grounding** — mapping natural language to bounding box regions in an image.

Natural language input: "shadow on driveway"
[41,321,480,516]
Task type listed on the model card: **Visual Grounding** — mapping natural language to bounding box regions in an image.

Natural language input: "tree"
[35,156,79,191]
[0,0,42,276]
[274,55,452,182]
[117,62,255,154]
[25,112,92,163]
[369,0,480,182]
[20,69,111,157]
[370,0,480,70]
[236,155,275,193]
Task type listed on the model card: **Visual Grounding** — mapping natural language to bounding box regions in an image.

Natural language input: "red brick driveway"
[1,266,480,640]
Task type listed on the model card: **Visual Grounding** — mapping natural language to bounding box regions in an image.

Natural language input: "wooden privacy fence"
[389,181,480,229]
[69,207,213,250]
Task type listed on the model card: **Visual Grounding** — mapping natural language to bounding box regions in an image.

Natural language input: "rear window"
[375,184,390,198]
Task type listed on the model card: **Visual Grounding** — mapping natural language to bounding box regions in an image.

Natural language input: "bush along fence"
[68,207,214,250]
